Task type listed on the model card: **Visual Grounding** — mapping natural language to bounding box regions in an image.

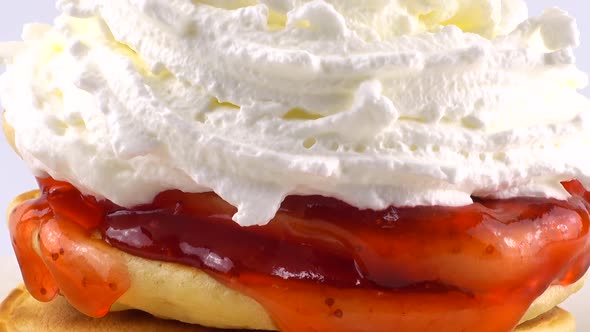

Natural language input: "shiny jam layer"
[9,178,590,332]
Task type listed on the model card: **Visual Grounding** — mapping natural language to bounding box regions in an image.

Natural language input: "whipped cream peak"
[537,7,580,50]
[2,0,590,226]
[287,1,348,38]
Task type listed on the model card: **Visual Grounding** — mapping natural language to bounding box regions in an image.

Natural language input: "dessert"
[1,0,590,331]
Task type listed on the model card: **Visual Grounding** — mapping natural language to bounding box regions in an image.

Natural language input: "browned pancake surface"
[0,286,254,332]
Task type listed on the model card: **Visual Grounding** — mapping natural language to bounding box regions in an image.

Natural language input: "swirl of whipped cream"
[1,0,590,225]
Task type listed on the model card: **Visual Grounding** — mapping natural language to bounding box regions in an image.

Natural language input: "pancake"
[0,286,237,332]
[0,286,576,332]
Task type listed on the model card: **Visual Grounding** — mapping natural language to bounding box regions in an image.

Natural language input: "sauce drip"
[9,178,590,331]
[9,180,130,318]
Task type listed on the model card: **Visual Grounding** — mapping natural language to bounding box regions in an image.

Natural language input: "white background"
[0,1,589,328]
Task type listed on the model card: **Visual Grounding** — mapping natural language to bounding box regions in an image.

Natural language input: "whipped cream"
[2,0,590,226]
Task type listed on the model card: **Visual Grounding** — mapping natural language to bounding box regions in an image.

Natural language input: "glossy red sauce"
[9,177,590,332]
[9,180,130,318]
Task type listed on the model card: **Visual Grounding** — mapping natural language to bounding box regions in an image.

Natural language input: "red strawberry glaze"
[9,177,590,331]
[9,179,130,318]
